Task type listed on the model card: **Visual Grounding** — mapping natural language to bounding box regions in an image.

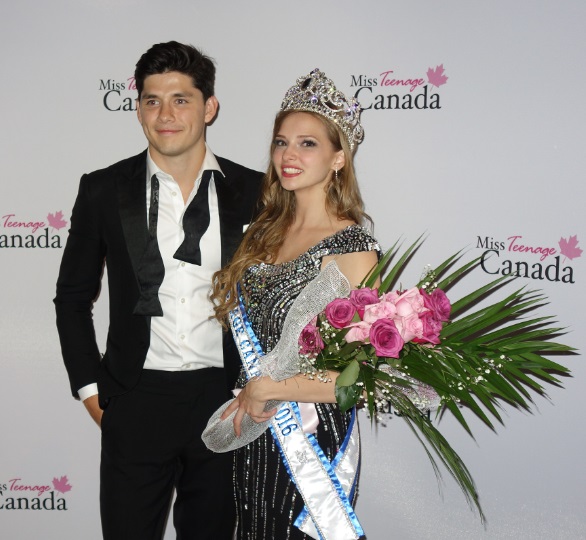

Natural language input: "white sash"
[230,302,364,540]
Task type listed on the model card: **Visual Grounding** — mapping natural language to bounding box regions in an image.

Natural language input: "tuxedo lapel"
[117,151,148,280]
[215,171,244,267]
[215,155,263,268]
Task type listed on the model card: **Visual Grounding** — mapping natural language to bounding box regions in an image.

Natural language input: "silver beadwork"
[281,69,364,150]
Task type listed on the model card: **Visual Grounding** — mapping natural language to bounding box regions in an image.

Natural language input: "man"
[54,41,262,540]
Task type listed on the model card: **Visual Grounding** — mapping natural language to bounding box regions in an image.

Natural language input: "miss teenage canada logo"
[350,64,448,110]
[477,234,581,284]
[0,476,72,511]
[0,212,67,249]
[99,76,137,111]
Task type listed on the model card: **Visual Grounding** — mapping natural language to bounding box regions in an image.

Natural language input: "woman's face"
[272,112,344,197]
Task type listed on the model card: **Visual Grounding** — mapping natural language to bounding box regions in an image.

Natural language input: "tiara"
[280,68,364,149]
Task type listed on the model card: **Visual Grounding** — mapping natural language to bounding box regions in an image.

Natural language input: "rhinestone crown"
[280,69,364,149]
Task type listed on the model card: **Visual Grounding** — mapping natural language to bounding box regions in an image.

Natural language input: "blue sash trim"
[235,289,265,377]
[334,407,360,503]
[294,407,363,536]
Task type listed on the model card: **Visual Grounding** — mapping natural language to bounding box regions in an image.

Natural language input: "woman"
[210,69,380,539]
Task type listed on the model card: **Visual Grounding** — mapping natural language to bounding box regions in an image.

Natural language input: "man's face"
[137,71,218,165]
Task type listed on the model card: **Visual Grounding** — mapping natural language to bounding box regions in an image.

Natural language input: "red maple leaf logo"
[47,210,67,230]
[559,235,582,262]
[52,475,72,494]
[427,64,449,88]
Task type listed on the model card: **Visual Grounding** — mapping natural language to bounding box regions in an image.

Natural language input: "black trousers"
[100,368,235,540]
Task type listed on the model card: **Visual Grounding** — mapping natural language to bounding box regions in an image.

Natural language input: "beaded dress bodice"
[240,224,380,353]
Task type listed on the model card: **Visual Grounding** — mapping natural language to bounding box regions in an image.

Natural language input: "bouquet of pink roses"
[298,237,574,519]
[299,272,453,413]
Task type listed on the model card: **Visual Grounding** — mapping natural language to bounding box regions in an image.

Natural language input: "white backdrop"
[1,1,584,539]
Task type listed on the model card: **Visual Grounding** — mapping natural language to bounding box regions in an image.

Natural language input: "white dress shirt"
[78,144,224,401]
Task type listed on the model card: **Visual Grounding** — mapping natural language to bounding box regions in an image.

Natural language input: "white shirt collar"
[146,143,224,185]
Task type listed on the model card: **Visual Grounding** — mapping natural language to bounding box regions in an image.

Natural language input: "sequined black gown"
[234,225,380,539]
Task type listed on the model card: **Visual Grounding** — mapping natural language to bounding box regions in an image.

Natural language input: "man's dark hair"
[134,41,216,101]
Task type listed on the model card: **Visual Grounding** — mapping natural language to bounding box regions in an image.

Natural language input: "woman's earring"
[334,168,338,182]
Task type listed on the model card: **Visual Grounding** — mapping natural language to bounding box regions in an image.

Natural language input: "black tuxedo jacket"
[54,150,263,402]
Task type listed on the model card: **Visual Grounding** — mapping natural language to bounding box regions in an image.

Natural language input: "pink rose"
[369,319,404,358]
[325,298,357,329]
[417,311,443,345]
[298,321,325,355]
[421,288,451,322]
[393,313,424,342]
[363,299,397,324]
[349,287,379,318]
[394,287,427,318]
[382,291,399,303]
[345,321,371,343]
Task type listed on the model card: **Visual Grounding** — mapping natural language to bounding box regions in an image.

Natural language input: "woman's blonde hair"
[210,110,370,324]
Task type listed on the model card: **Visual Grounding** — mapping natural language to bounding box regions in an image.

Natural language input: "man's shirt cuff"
[78,383,98,402]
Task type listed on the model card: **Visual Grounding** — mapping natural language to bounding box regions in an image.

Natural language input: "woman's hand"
[220,378,278,437]
[220,372,340,437]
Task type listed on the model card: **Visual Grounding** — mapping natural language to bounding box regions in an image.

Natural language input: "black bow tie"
[173,170,212,265]
[133,170,214,317]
